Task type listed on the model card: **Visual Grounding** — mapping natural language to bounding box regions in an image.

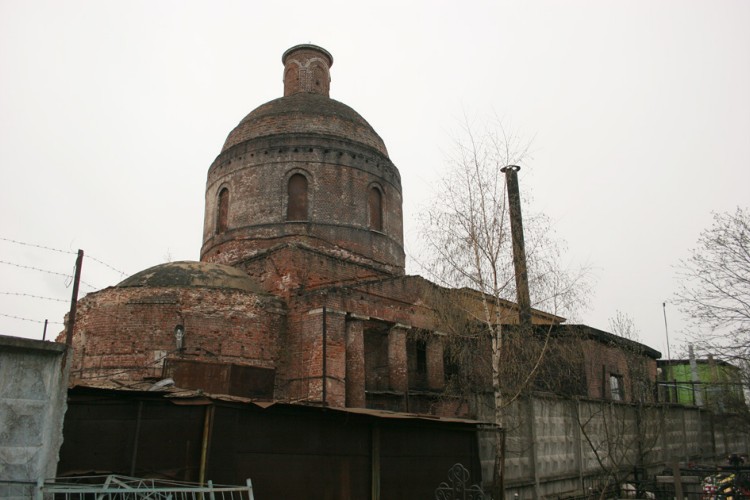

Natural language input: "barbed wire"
[0,259,71,278]
[1,282,126,334]
[0,259,99,290]
[1,235,128,277]
[0,312,64,325]
[0,236,77,255]
[0,239,122,333]
[0,291,68,302]
[79,279,99,290]
[86,255,128,277]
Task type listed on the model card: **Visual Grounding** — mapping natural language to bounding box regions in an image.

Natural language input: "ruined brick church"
[64,45,655,418]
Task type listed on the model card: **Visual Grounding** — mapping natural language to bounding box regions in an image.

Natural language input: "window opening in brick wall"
[443,350,461,385]
[287,174,308,221]
[217,187,229,233]
[407,337,428,390]
[364,328,390,391]
[368,187,382,231]
[416,340,427,375]
[610,374,624,401]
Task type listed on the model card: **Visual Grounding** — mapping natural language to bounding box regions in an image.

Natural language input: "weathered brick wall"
[276,295,347,406]
[277,304,315,402]
[345,318,366,407]
[337,276,562,331]
[62,286,286,382]
[64,262,656,420]
[581,338,657,402]
[281,276,562,415]
[235,244,398,298]
[202,134,403,273]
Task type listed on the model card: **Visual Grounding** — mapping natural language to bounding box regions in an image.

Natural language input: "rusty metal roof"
[68,379,490,426]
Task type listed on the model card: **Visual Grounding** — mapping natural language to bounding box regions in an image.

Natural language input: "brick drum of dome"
[200,44,405,280]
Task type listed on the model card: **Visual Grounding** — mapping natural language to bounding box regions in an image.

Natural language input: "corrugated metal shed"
[59,382,488,499]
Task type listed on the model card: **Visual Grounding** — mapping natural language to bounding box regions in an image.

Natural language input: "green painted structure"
[658,358,746,411]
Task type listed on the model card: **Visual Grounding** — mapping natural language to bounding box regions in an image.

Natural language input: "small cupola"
[282,44,333,97]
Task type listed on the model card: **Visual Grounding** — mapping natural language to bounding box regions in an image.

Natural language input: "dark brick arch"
[287,173,309,221]
[368,185,383,231]
[217,187,229,233]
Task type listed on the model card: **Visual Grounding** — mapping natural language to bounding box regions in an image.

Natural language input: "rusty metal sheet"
[67,381,484,425]
[60,388,483,499]
[163,359,275,398]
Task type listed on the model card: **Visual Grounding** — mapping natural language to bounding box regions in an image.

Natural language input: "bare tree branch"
[675,207,750,365]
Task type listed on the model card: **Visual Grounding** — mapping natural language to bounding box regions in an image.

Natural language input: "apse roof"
[117,261,264,293]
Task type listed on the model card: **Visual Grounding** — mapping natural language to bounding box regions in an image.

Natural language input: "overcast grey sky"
[1,0,748,357]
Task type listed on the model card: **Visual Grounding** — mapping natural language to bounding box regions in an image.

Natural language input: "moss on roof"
[117,261,263,293]
[221,93,388,156]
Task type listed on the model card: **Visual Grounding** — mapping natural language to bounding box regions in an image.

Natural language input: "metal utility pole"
[65,249,84,346]
[501,165,532,328]
[662,301,671,362]
[688,344,703,407]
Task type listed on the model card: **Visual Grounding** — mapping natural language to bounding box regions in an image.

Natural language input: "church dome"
[201,44,405,277]
[221,93,388,157]
[117,261,263,293]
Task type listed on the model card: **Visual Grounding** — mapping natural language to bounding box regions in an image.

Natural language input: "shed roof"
[68,380,489,427]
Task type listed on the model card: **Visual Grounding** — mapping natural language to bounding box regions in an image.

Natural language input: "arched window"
[217,187,229,233]
[310,63,330,95]
[283,65,299,96]
[287,174,308,221]
[368,187,383,231]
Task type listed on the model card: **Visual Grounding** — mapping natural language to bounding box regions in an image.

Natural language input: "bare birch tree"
[416,119,588,497]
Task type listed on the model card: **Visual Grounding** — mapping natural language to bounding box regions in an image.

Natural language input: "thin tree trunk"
[492,324,505,499]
